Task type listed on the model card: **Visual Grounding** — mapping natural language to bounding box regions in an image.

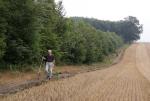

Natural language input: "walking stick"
[37,58,43,80]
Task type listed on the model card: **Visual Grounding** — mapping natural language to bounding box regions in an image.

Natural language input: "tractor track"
[2,43,150,101]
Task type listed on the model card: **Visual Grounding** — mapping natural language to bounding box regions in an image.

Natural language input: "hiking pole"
[37,57,43,80]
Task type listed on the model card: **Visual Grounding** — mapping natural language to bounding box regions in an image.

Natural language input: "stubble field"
[2,43,150,101]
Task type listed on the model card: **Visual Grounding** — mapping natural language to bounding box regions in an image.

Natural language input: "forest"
[0,0,143,70]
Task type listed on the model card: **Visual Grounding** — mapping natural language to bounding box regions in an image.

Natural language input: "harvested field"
[2,43,150,101]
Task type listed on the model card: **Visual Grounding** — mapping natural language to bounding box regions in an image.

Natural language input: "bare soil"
[0,66,83,96]
[3,43,150,101]
[0,45,125,96]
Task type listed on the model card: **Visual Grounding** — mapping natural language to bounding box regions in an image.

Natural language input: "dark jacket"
[43,55,55,62]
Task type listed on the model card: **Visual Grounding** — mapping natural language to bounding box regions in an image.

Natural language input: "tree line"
[0,0,142,70]
[72,17,143,43]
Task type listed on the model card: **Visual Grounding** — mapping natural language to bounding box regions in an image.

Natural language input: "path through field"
[2,43,150,101]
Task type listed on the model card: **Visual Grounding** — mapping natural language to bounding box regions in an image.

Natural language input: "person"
[42,50,55,80]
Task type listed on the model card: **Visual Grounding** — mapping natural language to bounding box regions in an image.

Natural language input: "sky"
[55,0,150,42]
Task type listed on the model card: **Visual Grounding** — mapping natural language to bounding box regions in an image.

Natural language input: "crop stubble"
[2,43,150,101]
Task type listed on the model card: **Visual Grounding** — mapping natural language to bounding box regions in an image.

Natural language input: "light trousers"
[45,62,54,78]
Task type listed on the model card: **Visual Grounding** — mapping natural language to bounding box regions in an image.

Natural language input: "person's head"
[48,49,52,55]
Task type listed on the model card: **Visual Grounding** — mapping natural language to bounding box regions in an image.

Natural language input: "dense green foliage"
[0,0,141,70]
[35,0,66,63]
[0,0,7,60]
[3,0,41,65]
[61,20,123,64]
[72,17,143,43]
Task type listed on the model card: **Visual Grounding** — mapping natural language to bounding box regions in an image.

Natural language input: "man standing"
[43,50,55,80]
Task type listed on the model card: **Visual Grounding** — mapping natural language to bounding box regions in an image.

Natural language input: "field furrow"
[2,43,150,101]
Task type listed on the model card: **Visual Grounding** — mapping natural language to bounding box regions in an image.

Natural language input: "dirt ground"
[0,66,84,85]
[2,43,150,101]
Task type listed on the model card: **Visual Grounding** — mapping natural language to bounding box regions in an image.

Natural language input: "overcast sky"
[55,0,150,42]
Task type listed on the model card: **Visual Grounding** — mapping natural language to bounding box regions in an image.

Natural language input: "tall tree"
[3,0,40,64]
[35,0,66,63]
[0,0,7,60]
[71,16,143,43]
[122,16,143,42]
